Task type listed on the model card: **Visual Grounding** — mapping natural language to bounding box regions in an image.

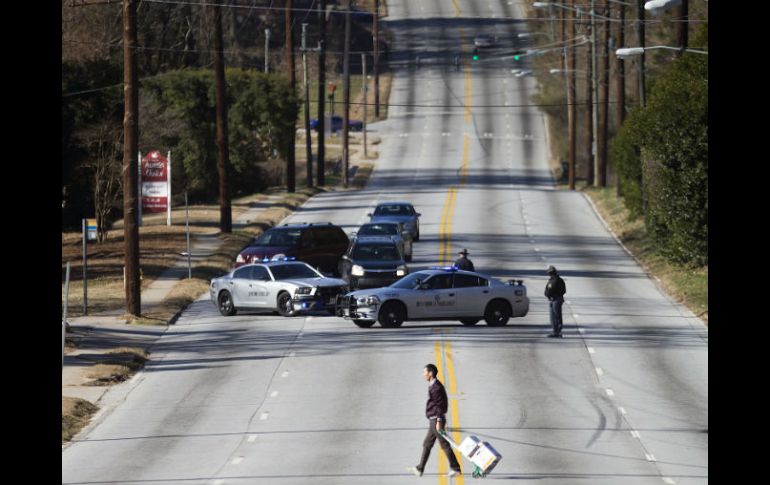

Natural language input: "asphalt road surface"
[62,1,707,484]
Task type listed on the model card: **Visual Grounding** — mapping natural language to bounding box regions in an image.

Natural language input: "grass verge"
[62,397,98,443]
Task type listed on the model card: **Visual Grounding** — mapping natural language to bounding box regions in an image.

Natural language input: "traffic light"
[472,47,479,61]
[512,49,524,61]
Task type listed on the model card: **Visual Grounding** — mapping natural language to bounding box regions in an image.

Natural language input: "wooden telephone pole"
[122,0,141,316]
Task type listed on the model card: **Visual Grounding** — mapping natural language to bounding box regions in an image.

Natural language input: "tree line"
[611,25,708,266]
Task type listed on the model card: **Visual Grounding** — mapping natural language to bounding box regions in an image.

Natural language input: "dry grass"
[62,396,98,443]
[83,347,149,385]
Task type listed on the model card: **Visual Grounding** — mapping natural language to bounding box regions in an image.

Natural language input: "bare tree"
[82,124,124,242]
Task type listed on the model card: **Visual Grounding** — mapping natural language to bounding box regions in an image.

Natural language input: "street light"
[645,0,681,12]
[616,45,707,58]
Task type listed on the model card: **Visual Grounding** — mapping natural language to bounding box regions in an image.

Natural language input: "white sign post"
[167,151,172,226]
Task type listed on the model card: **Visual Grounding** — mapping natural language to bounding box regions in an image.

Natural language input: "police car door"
[249,265,272,307]
[413,274,456,318]
[452,273,488,317]
[231,266,255,308]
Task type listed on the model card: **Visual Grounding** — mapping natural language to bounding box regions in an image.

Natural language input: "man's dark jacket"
[425,379,449,422]
[454,257,474,271]
[544,275,566,300]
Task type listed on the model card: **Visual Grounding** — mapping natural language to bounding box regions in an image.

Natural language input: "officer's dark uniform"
[544,266,566,337]
[454,250,475,271]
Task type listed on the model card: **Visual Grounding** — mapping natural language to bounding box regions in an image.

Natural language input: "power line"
[68,0,706,24]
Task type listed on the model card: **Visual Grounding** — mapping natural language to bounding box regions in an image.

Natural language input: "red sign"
[141,151,169,213]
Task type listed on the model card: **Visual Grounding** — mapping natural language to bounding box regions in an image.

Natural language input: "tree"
[609,24,707,266]
[143,69,299,200]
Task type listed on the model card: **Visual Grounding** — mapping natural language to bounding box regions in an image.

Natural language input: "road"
[62,1,708,484]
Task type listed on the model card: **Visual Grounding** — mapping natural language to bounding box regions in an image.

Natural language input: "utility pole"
[567,0,577,190]
[637,0,646,107]
[342,0,351,188]
[361,53,368,158]
[615,1,626,196]
[122,0,141,316]
[588,0,598,186]
[214,3,232,233]
[584,18,594,186]
[265,28,271,72]
[597,1,609,187]
[285,0,296,193]
[302,23,313,188]
[317,0,327,186]
[373,0,380,118]
[676,0,688,56]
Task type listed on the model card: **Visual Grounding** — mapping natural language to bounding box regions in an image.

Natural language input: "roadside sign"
[141,151,170,213]
[86,218,97,241]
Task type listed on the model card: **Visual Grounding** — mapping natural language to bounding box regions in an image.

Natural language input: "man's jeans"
[549,298,564,335]
[417,418,461,472]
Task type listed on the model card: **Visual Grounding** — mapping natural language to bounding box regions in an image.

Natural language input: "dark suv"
[338,236,409,290]
[235,223,349,275]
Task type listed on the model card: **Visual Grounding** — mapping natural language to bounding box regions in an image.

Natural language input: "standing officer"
[408,364,462,478]
[454,249,475,271]
[544,265,566,338]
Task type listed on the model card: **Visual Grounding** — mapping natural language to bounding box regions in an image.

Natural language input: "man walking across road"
[408,364,462,478]
[454,249,475,271]
[544,265,566,338]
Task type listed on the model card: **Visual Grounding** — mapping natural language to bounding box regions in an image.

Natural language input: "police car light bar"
[264,256,297,262]
[429,266,459,271]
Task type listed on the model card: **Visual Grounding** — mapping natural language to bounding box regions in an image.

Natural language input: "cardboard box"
[443,433,502,476]
[470,440,502,474]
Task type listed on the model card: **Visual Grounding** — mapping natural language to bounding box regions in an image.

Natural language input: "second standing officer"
[544,265,566,338]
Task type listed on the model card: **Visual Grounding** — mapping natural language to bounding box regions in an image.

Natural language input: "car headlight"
[271,253,286,261]
[236,254,246,263]
[396,265,408,277]
[357,295,380,306]
[294,287,314,295]
[352,264,365,276]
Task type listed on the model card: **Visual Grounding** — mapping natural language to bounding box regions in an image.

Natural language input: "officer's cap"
[547,265,557,274]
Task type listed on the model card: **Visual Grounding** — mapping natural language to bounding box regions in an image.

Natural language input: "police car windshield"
[390,271,431,289]
[252,229,301,247]
[358,224,398,236]
[351,243,401,261]
[373,205,412,216]
[269,263,320,280]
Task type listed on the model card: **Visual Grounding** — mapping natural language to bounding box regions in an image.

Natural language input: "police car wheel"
[353,319,376,328]
[460,318,479,326]
[484,300,511,326]
[378,302,406,328]
[277,292,294,317]
[218,291,237,316]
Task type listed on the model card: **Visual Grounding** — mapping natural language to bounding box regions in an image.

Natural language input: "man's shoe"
[547,333,558,338]
[448,469,461,477]
[407,466,423,477]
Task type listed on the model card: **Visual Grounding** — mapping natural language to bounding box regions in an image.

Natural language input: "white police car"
[335,267,529,328]
[211,260,348,317]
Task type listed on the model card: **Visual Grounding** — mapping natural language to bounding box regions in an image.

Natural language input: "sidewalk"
[62,193,284,405]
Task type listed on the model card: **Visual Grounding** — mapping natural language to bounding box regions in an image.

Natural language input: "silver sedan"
[336,267,529,328]
[210,261,349,317]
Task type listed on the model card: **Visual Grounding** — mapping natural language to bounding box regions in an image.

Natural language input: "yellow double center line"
[434,330,465,484]
[434,12,470,482]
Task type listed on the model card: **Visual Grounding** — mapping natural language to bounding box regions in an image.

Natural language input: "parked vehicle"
[352,222,413,262]
[368,202,421,241]
[235,223,349,275]
[309,115,363,133]
[336,267,529,328]
[338,236,409,290]
[211,261,348,317]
